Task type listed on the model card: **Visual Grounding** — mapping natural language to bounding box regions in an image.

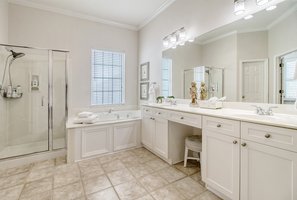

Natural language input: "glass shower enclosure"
[0,44,68,159]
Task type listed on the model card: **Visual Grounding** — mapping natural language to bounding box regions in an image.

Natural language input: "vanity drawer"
[154,109,169,119]
[142,107,154,115]
[203,116,240,138]
[242,122,297,152]
[170,111,202,128]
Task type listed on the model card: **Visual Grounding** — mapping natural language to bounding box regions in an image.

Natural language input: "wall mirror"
[161,0,297,104]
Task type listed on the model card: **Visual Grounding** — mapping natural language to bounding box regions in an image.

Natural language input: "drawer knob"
[158,112,161,115]
[265,134,271,138]
[180,117,184,120]
[241,143,247,147]
[233,140,238,144]
[217,124,222,128]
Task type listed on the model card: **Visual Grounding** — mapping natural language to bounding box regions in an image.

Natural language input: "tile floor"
[0,148,221,200]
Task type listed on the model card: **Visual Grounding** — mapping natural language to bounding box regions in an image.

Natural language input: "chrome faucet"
[252,105,278,116]
[108,108,114,113]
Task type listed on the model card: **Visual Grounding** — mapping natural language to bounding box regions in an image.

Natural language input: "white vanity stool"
[184,135,202,167]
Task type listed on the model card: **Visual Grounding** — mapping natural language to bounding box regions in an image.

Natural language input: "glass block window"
[91,49,125,105]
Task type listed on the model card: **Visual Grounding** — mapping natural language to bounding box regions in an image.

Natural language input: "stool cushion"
[185,135,202,152]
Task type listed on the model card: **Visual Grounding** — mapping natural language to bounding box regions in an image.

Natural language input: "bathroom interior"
[0,0,296,200]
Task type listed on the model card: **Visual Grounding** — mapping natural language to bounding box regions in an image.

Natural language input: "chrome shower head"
[5,47,25,59]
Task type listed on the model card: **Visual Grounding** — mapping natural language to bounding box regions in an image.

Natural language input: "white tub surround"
[67,110,141,162]
[141,103,297,200]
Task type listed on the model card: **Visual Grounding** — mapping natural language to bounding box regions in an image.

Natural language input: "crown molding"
[8,0,138,31]
[267,3,297,29]
[138,0,177,30]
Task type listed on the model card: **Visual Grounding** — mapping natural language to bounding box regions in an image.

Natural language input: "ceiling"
[196,0,297,44]
[8,0,176,30]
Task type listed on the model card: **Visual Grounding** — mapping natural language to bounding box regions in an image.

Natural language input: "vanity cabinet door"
[154,118,168,159]
[141,114,155,150]
[202,130,240,200]
[241,140,297,200]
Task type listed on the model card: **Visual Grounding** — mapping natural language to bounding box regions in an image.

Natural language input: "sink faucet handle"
[251,105,264,115]
[266,106,278,115]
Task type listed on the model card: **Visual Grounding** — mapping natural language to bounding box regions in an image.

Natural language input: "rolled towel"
[78,112,93,118]
[73,114,97,124]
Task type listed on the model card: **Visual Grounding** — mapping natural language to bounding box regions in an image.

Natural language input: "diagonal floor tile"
[138,172,168,192]
[114,180,147,200]
[87,187,119,200]
[151,184,186,200]
[107,168,135,186]
[0,172,28,190]
[157,167,186,183]
[0,184,23,200]
[173,177,206,199]
[83,175,112,195]
[20,177,53,199]
[129,164,154,178]
[53,181,84,200]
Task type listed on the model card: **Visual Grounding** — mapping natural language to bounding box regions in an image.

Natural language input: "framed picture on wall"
[140,82,149,100]
[140,62,150,81]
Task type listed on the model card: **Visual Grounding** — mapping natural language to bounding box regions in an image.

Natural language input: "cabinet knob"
[158,112,161,115]
[217,124,222,128]
[241,143,247,147]
[180,117,184,120]
[265,134,271,138]
[152,118,155,120]
[233,140,238,144]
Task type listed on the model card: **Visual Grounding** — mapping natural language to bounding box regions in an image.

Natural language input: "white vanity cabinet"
[202,116,240,200]
[141,108,169,159]
[240,123,297,200]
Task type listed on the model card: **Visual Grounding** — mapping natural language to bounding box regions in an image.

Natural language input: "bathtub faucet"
[108,108,114,113]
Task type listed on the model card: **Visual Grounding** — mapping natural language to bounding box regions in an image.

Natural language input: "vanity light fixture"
[188,38,195,42]
[256,0,269,6]
[163,27,189,49]
[234,0,246,15]
[244,15,254,20]
[266,5,277,11]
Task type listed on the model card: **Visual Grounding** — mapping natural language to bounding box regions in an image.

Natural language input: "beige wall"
[8,4,139,116]
[163,43,202,98]
[0,0,8,151]
[268,10,297,103]
[0,0,8,43]
[202,34,238,101]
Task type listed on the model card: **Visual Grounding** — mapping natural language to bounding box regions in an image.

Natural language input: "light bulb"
[179,28,186,40]
[256,0,269,6]
[170,35,177,44]
[163,39,169,47]
[266,5,277,11]
[172,45,177,49]
[244,15,253,20]
[188,38,194,42]
[234,0,245,15]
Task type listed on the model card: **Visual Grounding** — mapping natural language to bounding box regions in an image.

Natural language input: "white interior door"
[241,60,268,103]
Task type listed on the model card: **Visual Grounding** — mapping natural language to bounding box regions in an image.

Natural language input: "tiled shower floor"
[0,147,221,200]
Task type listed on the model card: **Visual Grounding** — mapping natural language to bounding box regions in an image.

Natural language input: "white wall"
[8,4,139,116]
[163,43,202,98]
[268,10,297,103]
[138,0,285,104]
[0,0,8,43]
[0,0,8,151]
[202,34,238,101]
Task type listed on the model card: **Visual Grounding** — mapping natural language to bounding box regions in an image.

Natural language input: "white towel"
[78,112,93,118]
[73,114,97,124]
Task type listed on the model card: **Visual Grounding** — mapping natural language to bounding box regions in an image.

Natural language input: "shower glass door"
[0,45,49,159]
